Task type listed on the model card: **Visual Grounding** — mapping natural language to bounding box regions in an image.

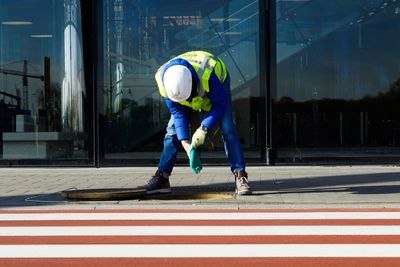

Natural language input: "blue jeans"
[158,76,246,174]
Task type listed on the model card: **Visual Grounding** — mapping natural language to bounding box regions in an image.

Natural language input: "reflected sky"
[277,0,400,101]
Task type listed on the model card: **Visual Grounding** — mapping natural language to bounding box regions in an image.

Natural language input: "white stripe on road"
[1,244,400,258]
[2,212,400,221]
[1,226,400,236]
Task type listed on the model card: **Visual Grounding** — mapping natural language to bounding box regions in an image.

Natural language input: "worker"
[144,51,252,195]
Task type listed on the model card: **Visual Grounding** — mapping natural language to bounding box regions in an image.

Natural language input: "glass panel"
[276,0,400,162]
[99,0,263,163]
[0,0,89,163]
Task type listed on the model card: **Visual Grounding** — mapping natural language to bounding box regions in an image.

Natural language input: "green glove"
[189,146,202,174]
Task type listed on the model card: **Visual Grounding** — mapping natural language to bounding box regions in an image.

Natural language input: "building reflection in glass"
[62,0,85,132]
[276,0,400,162]
[113,0,124,114]
[99,0,263,162]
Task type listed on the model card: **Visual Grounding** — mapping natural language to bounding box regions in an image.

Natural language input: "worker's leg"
[219,76,245,174]
[145,115,177,194]
[219,76,252,195]
[158,115,179,175]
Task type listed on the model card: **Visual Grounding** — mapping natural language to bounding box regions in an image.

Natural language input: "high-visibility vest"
[155,51,227,111]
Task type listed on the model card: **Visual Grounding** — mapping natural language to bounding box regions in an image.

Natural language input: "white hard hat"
[163,65,192,102]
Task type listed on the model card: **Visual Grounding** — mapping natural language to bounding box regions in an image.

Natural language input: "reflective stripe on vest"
[155,51,227,111]
[178,51,227,95]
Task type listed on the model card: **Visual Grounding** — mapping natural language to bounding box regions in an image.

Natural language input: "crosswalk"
[1,209,400,266]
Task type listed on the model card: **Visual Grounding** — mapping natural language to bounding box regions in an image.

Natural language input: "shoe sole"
[146,188,171,195]
[236,189,252,195]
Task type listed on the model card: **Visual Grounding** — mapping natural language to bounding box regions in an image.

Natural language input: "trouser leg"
[219,76,246,174]
[157,115,179,175]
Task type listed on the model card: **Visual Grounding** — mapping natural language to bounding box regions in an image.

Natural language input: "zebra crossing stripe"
[1,244,400,258]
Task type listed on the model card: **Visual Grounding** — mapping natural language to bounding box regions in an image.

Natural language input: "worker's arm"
[165,99,190,140]
[165,99,201,173]
[191,74,227,148]
[201,73,227,130]
[165,98,192,157]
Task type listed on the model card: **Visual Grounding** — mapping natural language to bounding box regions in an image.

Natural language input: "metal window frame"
[260,0,276,165]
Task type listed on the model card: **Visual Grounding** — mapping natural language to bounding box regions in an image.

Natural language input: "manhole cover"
[61,188,234,201]
[61,188,146,201]
[146,193,234,200]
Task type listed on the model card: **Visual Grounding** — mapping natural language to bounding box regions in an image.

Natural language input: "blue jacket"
[162,58,227,141]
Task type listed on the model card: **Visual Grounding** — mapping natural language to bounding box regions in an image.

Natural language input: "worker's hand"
[191,127,207,148]
[189,145,202,174]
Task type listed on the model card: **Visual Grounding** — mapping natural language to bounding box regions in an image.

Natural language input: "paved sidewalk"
[0,165,400,209]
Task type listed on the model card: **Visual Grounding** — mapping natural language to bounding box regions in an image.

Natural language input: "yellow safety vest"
[155,51,227,111]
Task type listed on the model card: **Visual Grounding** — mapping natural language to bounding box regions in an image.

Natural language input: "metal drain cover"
[61,188,146,201]
[146,193,234,200]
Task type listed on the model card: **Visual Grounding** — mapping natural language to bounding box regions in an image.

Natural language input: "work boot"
[234,170,252,195]
[145,170,171,195]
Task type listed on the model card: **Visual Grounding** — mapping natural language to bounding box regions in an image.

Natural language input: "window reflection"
[0,0,88,161]
[276,0,400,162]
[62,0,85,132]
[100,0,263,162]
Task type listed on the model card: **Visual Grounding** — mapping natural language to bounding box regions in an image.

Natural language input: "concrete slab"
[0,166,399,209]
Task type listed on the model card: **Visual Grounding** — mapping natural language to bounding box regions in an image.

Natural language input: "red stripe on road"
[2,208,400,213]
[1,258,400,267]
[1,235,400,245]
[1,219,400,227]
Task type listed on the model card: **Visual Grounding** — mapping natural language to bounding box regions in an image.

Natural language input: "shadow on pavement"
[0,171,400,208]
[173,171,400,196]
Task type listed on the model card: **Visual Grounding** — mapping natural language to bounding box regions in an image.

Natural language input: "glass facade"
[0,0,90,164]
[276,0,400,163]
[98,0,263,164]
[0,0,399,166]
